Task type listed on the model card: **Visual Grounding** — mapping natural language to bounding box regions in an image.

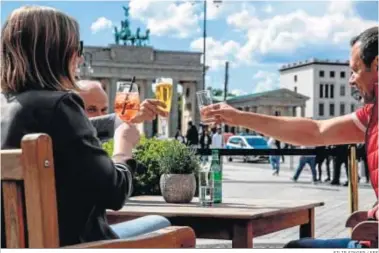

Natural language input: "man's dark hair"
[350,26,378,68]
[188,121,193,126]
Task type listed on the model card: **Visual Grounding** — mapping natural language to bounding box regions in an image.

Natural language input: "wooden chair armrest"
[351,221,378,248]
[345,211,368,228]
[65,226,196,248]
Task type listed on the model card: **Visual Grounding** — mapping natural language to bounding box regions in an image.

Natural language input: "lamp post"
[77,52,94,78]
[77,46,111,79]
[193,0,222,90]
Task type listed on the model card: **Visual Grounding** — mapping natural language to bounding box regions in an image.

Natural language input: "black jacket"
[186,126,199,145]
[1,90,135,247]
[200,133,212,149]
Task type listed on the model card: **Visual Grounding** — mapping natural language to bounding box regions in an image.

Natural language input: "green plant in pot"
[159,140,200,203]
[103,137,167,196]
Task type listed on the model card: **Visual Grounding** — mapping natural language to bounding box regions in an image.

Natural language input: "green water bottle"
[210,149,222,203]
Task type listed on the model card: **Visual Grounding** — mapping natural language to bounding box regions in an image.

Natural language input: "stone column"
[301,106,305,117]
[108,78,118,113]
[135,79,146,135]
[180,81,198,135]
[267,105,273,115]
[181,82,189,135]
[143,79,154,138]
[194,80,202,127]
[286,106,292,116]
[169,80,179,137]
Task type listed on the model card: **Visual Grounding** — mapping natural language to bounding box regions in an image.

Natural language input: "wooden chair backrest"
[1,133,60,248]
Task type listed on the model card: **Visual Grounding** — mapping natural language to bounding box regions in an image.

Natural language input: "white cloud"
[327,0,354,16]
[129,0,199,38]
[91,17,113,34]
[263,5,273,14]
[252,71,280,93]
[190,37,241,70]
[202,0,245,20]
[230,89,247,96]
[227,0,377,64]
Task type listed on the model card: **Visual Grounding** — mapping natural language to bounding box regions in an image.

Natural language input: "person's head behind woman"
[1,5,82,93]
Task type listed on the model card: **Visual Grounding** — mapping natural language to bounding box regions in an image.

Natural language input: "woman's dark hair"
[1,5,81,93]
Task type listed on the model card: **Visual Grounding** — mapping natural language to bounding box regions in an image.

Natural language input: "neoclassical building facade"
[81,44,310,137]
[80,44,204,137]
[214,88,309,133]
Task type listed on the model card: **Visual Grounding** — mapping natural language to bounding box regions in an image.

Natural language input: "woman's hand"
[130,99,168,124]
[112,123,140,162]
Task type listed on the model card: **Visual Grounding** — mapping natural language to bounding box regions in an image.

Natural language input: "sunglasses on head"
[78,40,83,56]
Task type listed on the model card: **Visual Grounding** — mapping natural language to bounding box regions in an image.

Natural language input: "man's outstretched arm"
[236,113,365,146]
[204,104,365,147]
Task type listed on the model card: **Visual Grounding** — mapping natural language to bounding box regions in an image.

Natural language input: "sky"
[1,0,378,95]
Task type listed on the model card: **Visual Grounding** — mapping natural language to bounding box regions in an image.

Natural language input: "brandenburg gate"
[81,44,203,138]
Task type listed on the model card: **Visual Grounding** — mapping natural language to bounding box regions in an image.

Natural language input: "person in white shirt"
[211,127,223,149]
[267,137,280,175]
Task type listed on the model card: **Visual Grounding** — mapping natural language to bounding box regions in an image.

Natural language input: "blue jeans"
[270,156,280,173]
[293,156,317,182]
[110,215,171,239]
[284,238,364,248]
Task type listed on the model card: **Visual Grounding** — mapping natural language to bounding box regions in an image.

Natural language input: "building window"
[330,84,334,98]
[294,86,298,93]
[319,84,323,98]
[319,70,325,77]
[275,111,281,116]
[330,71,335,78]
[319,103,324,116]
[340,85,345,96]
[294,75,297,82]
[351,104,355,112]
[325,84,329,98]
[329,103,335,116]
[340,71,346,78]
[350,87,356,97]
[340,103,345,115]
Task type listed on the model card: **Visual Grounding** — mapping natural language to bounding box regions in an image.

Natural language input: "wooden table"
[107,196,324,248]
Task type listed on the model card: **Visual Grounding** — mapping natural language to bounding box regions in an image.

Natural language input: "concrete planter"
[160,173,196,203]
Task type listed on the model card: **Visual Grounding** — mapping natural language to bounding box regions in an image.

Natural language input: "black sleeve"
[51,92,134,210]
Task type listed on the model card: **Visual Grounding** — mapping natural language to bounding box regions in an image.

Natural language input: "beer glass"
[196,90,215,125]
[154,78,173,137]
[114,79,140,122]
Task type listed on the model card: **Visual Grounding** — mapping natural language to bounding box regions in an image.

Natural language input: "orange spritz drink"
[114,92,140,122]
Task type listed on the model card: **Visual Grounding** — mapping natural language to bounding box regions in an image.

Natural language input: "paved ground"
[196,156,375,248]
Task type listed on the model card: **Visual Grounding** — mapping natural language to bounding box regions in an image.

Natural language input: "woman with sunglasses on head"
[1,5,171,247]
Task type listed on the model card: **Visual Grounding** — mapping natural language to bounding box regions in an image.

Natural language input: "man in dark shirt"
[186,121,199,147]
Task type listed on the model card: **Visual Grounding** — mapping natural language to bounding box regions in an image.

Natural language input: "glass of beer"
[197,90,216,125]
[154,78,173,137]
[114,80,140,123]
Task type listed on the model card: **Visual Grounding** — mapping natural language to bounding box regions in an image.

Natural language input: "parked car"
[225,135,269,162]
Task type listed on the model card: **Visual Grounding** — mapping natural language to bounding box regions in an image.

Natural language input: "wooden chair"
[1,133,196,248]
[345,211,378,248]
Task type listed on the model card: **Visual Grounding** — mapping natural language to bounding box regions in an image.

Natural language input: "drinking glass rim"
[116,82,138,92]
[156,82,173,86]
[196,90,211,95]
